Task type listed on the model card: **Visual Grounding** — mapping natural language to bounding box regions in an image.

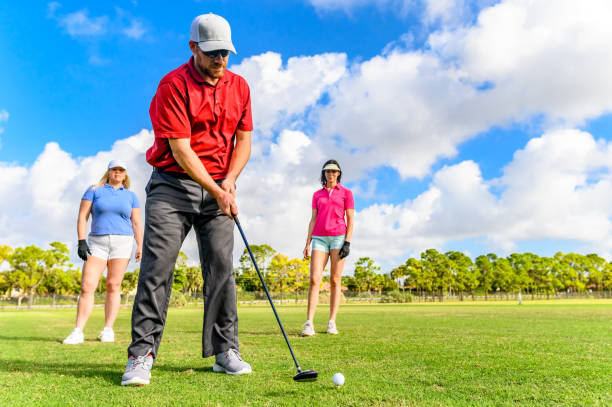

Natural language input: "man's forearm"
[170,141,223,197]
[226,131,251,181]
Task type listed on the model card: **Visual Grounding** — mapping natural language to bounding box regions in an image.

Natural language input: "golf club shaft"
[234,216,302,372]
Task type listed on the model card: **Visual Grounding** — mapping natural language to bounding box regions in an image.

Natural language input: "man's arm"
[221,130,251,197]
[168,138,237,217]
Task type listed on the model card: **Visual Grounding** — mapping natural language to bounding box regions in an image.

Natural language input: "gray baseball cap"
[190,13,237,54]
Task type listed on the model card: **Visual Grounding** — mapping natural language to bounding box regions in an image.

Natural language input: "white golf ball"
[332,373,345,386]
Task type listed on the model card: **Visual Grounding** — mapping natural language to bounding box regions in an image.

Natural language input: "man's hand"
[214,187,238,218]
[221,176,236,198]
[339,241,350,259]
[78,239,91,261]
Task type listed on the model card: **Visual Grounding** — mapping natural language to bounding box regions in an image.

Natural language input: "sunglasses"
[202,49,230,58]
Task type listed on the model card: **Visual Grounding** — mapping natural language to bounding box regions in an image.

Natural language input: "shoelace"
[127,355,153,372]
[225,349,243,362]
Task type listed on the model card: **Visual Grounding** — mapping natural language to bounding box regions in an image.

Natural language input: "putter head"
[293,369,318,382]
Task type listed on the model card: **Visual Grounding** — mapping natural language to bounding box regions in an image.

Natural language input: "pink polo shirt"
[312,184,354,236]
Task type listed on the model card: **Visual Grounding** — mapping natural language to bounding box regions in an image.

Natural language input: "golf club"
[234,216,318,382]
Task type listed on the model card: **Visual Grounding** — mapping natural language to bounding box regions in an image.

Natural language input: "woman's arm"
[77,200,93,240]
[131,207,143,261]
[344,209,354,243]
[303,209,318,259]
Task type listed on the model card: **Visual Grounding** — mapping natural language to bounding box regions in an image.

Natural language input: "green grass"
[1,302,611,406]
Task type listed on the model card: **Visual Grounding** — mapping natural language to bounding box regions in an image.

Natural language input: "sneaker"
[300,320,315,337]
[98,327,114,343]
[62,328,84,344]
[213,349,252,375]
[121,354,154,386]
[327,320,339,335]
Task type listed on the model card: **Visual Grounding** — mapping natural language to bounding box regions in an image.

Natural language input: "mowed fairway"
[1,302,611,406]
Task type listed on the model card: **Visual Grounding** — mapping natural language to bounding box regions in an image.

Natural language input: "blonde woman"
[302,160,354,336]
[63,160,143,344]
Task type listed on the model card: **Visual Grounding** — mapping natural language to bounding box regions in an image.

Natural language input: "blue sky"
[0,0,415,163]
[2,0,612,271]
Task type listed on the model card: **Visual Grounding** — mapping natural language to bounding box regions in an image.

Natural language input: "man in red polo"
[122,13,253,386]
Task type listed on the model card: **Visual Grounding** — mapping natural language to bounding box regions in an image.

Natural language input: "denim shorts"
[311,235,345,253]
[88,234,133,260]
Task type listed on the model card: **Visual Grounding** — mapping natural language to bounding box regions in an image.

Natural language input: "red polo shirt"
[146,57,253,179]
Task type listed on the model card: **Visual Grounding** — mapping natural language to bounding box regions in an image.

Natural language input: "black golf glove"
[339,241,350,259]
[77,239,91,261]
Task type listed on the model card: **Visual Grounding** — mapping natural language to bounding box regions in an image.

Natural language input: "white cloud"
[423,0,498,26]
[351,128,612,261]
[0,130,153,267]
[492,129,612,249]
[314,0,612,181]
[58,9,109,37]
[123,20,146,39]
[50,5,147,41]
[428,0,612,123]
[231,52,347,138]
[0,127,321,268]
[3,125,612,273]
[317,51,486,179]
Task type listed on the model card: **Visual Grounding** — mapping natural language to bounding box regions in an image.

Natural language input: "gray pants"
[128,169,238,359]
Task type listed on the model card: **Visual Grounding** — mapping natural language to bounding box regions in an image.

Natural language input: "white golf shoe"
[98,327,115,343]
[326,320,339,335]
[300,320,315,336]
[62,328,84,344]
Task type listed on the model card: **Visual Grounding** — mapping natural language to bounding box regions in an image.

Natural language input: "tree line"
[390,249,612,300]
[2,243,612,307]
[234,246,612,300]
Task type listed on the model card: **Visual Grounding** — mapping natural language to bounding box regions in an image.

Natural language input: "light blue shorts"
[311,235,345,253]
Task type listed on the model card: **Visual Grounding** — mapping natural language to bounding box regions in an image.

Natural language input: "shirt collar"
[321,183,342,191]
[187,57,230,86]
[105,183,124,190]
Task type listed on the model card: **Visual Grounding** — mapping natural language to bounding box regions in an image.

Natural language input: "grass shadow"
[0,335,63,343]
[0,358,122,385]
[0,358,221,385]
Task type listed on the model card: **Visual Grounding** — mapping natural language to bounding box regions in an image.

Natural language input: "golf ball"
[332,373,345,386]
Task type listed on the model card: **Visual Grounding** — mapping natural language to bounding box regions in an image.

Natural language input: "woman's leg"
[306,250,329,322]
[328,249,346,322]
[75,256,108,330]
[104,258,130,328]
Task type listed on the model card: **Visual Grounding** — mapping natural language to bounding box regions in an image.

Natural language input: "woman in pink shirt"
[301,160,354,336]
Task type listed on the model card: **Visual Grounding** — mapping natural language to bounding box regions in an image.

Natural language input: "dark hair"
[320,159,342,186]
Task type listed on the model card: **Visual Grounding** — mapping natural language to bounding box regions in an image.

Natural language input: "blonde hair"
[94,169,131,189]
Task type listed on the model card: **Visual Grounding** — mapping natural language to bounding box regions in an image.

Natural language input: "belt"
[153,168,192,180]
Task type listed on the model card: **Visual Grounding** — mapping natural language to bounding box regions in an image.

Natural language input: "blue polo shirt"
[82,184,140,236]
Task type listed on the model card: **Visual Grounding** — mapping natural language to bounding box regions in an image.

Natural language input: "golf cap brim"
[197,41,236,55]
[323,163,341,171]
[108,160,127,170]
